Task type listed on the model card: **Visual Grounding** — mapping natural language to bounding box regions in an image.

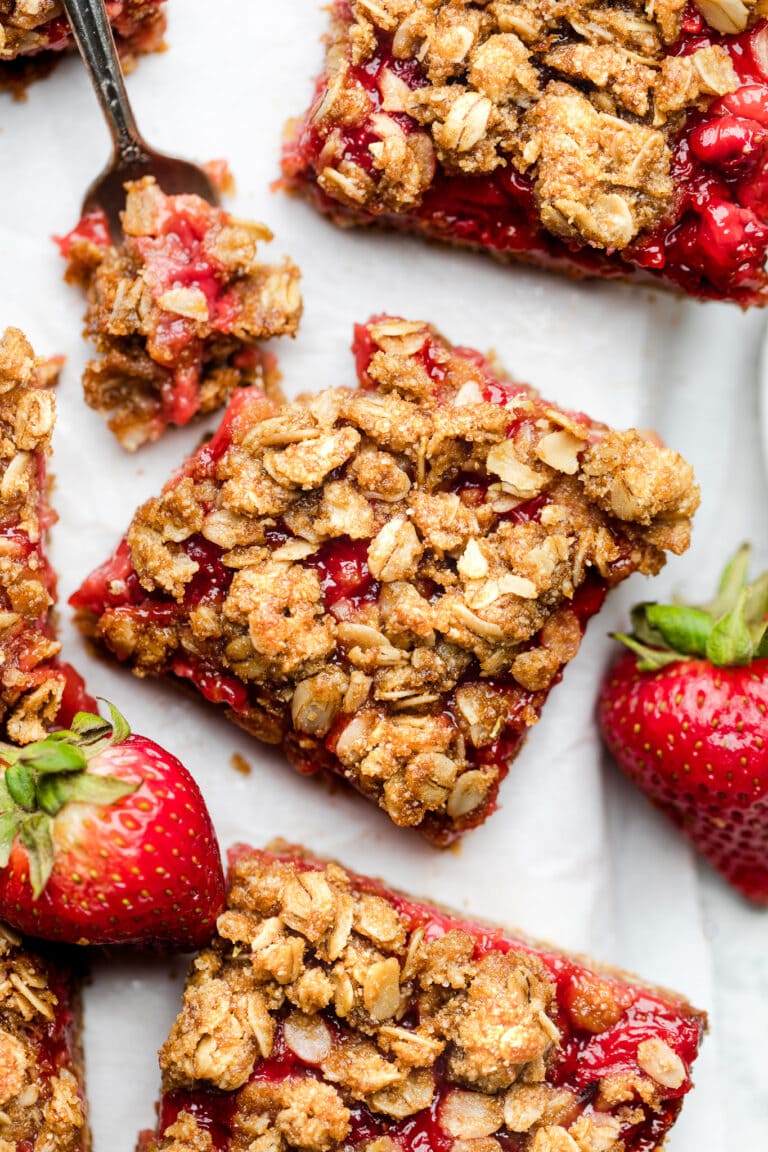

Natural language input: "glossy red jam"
[70,539,147,617]
[56,663,99,726]
[147,851,705,1152]
[55,209,112,258]
[186,388,265,481]
[183,537,234,607]
[284,5,768,304]
[304,537,381,612]
[171,656,251,713]
[36,960,83,1080]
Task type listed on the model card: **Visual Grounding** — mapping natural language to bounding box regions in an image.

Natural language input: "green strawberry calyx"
[0,702,139,898]
[614,544,768,672]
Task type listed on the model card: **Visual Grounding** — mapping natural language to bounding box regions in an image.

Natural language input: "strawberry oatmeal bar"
[72,316,698,843]
[139,844,707,1152]
[59,176,302,450]
[283,0,768,304]
[0,0,166,91]
[0,924,88,1150]
[0,328,95,747]
[0,313,94,1112]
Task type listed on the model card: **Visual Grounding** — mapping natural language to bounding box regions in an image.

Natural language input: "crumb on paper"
[204,158,237,197]
[231,752,252,776]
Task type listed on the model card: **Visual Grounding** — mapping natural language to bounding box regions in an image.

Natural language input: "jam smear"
[54,208,111,258]
[182,536,233,607]
[303,537,380,611]
[170,656,250,713]
[57,662,99,726]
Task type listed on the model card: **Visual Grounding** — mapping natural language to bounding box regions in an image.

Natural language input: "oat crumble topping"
[290,0,746,252]
[0,327,71,746]
[0,924,87,1150]
[141,845,706,1152]
[73,316,698,842]
[61,177,302,450]
[284,0,768,302]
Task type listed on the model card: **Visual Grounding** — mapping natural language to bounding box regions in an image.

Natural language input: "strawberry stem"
[644,604,714,656]
[611,633,683,671]
[707,543,751,620]
[0,702,140,900]
[36,775,71,817]
[19,814,55,899]
[705,590,754,666]
[616,544,768,670]
[19,742,87,774]
[5,764,36,811]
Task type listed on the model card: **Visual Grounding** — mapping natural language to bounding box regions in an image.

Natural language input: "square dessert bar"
[59,177,302,450]
[140,845,707,1152]
[0,331,92,1147]
[283,0,768,304]
[0,0,166,88]
[0,924,88,1149]
[72,316,698,843]
[0,328,96,746]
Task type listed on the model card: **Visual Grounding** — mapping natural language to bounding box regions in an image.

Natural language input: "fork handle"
[60,0,148,163]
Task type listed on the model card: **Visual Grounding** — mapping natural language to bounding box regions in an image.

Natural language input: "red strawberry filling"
[30,959,84,1086]
[142,848,706,1152]
[283,4,768,304]
[55,210,112,259]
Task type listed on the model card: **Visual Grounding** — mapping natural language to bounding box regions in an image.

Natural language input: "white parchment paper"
[0,2,766,1147]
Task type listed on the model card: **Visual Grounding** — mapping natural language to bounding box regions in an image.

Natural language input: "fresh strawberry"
[0,703,225,947]
[598,545,768,905]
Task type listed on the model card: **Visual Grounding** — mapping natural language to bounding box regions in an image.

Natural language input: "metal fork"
[60,0,219,238]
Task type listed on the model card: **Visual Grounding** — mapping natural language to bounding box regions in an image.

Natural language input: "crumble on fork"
[59,176,302,450]
[283,0,768,304]
[72,316,699,843]
[139,844,707,1152]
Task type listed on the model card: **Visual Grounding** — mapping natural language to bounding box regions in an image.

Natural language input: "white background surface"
[0,2,766,1147]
